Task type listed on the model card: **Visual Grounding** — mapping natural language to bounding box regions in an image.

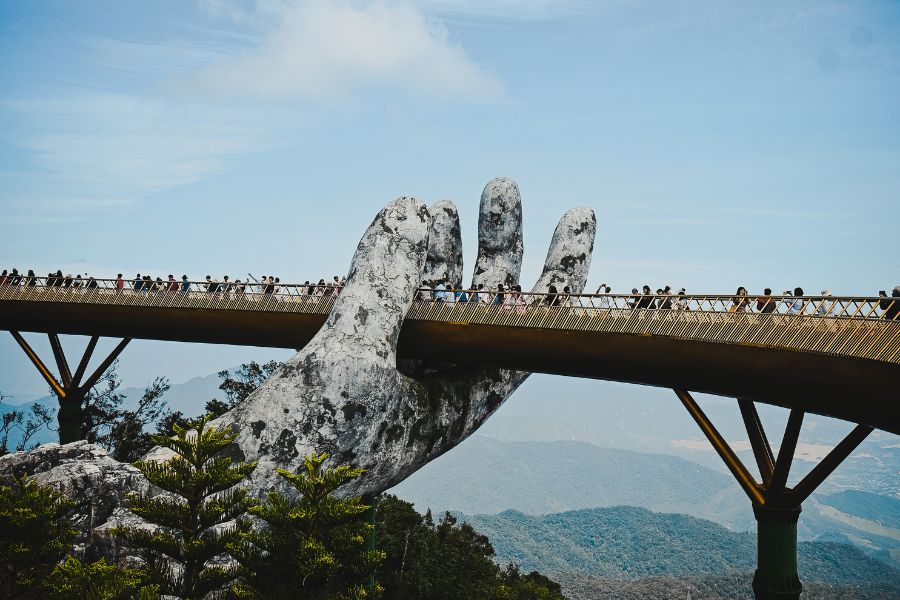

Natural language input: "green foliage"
[0,472,77,598]
[115,414,257,600]
[44,556,158,600]
[231,452,383,600]
[375,495,567,600]
[495,564,567,600]
[216,361,282,409]
[462,506,900,590]
[82,363,173,460]
[1,402,54,455]
[203,399,231,419]
[107,377,172,463]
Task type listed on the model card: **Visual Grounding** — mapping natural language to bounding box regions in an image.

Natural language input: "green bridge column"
[57,393,86,445]
[362,494,378,592]
[753,504,802,600]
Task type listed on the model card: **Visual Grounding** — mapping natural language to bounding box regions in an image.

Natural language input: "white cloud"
[3,91,275,199]
[191,0,503,102]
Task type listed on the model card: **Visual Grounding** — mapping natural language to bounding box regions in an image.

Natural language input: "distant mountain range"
[457,506,899,599]
[390,436,900,569]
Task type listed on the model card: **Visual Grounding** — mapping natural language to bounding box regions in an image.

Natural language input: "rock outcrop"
[0,441,148,559]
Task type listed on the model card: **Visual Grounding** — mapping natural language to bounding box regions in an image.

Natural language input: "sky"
[1,0,899,398]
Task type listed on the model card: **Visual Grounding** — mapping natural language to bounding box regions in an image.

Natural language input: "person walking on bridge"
[730,287,749,313]
[816,290,834,317]
[115,274,124,291]
[637,285,653,309]
[880,287,900,320]
[788,287,805,314]
[757,288,775,313]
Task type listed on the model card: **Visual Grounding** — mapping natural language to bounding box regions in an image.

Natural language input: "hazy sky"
[1,0,899,397]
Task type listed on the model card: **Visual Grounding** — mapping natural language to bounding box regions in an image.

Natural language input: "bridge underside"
[3,300,897,435]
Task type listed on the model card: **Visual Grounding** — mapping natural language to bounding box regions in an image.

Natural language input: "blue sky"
[2,0,899,396]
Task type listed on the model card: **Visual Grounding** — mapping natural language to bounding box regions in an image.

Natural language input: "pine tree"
[115,414,257,600]
[44,556,158,600]
[1,473,158,600]
[231,452,384,600]
[0,473,76,598]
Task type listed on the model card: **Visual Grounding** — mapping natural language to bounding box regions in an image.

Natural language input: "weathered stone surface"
[472,177,523,289]
[421,199,463,287]
[0,441,148,559]
[3,178,597,547]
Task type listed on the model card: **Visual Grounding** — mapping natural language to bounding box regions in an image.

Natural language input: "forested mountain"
[557,572,900,600]
[391,436,753,527]
[391,436,900,567]
[459,506,900,598]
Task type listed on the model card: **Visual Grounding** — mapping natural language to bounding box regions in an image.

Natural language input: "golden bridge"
[2,277,899,600]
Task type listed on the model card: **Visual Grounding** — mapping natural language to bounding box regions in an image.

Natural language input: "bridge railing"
[1,277,898,363]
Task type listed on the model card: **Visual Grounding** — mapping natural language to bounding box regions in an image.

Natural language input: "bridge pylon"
[674,389,872,600]
[9,332,131,444]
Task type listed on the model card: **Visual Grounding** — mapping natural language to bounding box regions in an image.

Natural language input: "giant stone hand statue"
[147,177,596,497]
[0,178,595,547]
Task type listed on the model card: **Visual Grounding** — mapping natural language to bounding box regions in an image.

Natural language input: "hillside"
[557,572,900,600]
[458,506,900,596]
[391,436,753,528]
[391,436,900,568]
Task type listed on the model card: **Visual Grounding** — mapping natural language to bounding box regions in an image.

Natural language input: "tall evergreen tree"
[231,452,383,600]
[1,474,153,600]
[115,415,257,599]
[0,473,76,598]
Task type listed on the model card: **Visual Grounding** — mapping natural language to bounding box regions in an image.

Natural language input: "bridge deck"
[2,280,898,434]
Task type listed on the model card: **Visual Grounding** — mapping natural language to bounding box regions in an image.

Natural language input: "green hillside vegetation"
[391,436,900,566]
[391,437,752,528]
[818,490,900,529]
[458,506,900,592]
[557,572,900,600]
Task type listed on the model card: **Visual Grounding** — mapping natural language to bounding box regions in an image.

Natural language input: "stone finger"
[472,177,523,289]
[313,196,431,366]
[530,207,596,293]
[421,199,463,288]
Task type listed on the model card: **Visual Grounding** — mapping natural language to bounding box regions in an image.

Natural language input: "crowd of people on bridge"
[416,278,900,320]
[0,268,349,298]
[2,266,898,320]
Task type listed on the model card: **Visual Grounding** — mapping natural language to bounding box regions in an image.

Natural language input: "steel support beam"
[674,389,765,505]
[48,333,73,388]
[768,409,804,503]
[675,391,875,600]
[9,331,66,398]
[738,399,775,487]
[788,424,873,505]
[9,332,131,444]
[78,338,131,393]
[71,335,99,388]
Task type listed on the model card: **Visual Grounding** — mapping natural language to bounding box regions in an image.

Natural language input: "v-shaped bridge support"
[674,389,872,600]
[10,332,131,444]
